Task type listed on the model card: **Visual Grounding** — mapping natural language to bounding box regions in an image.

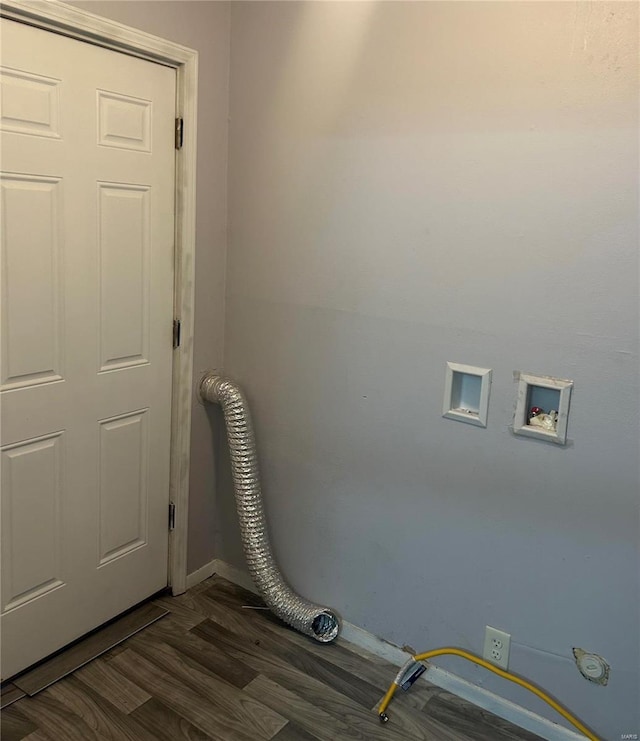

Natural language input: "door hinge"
[173,318,181,349]
[175,117,184,150]
[168,502,176,531]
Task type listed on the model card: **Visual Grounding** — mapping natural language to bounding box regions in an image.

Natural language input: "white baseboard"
[422,665,584,741]
[185,559,217,589]
[186,559,585,741]
[186,558,258,592]
[339,622,584,741]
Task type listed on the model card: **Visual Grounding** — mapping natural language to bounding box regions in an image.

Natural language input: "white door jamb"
[0,0,198,595]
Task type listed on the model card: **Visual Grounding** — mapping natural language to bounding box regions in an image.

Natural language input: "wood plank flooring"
[11,603,169,698]
[2,575,544,741]
[1,684,26,710]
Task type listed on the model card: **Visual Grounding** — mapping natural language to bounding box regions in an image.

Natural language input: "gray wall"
[224,3,639,739]
[70,0,230,572]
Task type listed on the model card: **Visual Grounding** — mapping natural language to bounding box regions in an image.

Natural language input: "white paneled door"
[1,19,176,679]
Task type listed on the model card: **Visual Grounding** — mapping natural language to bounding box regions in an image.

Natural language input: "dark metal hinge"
[175,117,184,150]
[173,318,181,349]
[168,502,176,531]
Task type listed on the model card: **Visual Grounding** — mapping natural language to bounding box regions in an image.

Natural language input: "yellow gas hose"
[377,647,600,741]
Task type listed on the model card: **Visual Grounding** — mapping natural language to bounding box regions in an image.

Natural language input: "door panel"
[1,173,64,389]
[98,409,149,565]
[0,18,176,679]
[97,89,152,152]
[1,433,65,612]
[0,66,62,139]
[98,182,151,370]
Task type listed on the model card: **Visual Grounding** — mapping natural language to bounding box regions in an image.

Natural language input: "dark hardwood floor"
[2,576,544,740]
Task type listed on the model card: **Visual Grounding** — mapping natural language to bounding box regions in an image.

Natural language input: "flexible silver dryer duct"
[199,373,341,643]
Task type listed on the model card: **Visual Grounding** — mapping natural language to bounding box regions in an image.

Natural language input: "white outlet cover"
[483,626,511,670]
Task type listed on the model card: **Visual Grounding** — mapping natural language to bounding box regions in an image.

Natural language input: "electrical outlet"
[483,626,511,670]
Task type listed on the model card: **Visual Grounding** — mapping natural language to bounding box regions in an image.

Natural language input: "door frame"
[0,0,197,595]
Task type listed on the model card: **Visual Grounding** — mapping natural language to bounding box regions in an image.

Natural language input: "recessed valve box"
[442,362,492,428]
[513,372,573,445]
